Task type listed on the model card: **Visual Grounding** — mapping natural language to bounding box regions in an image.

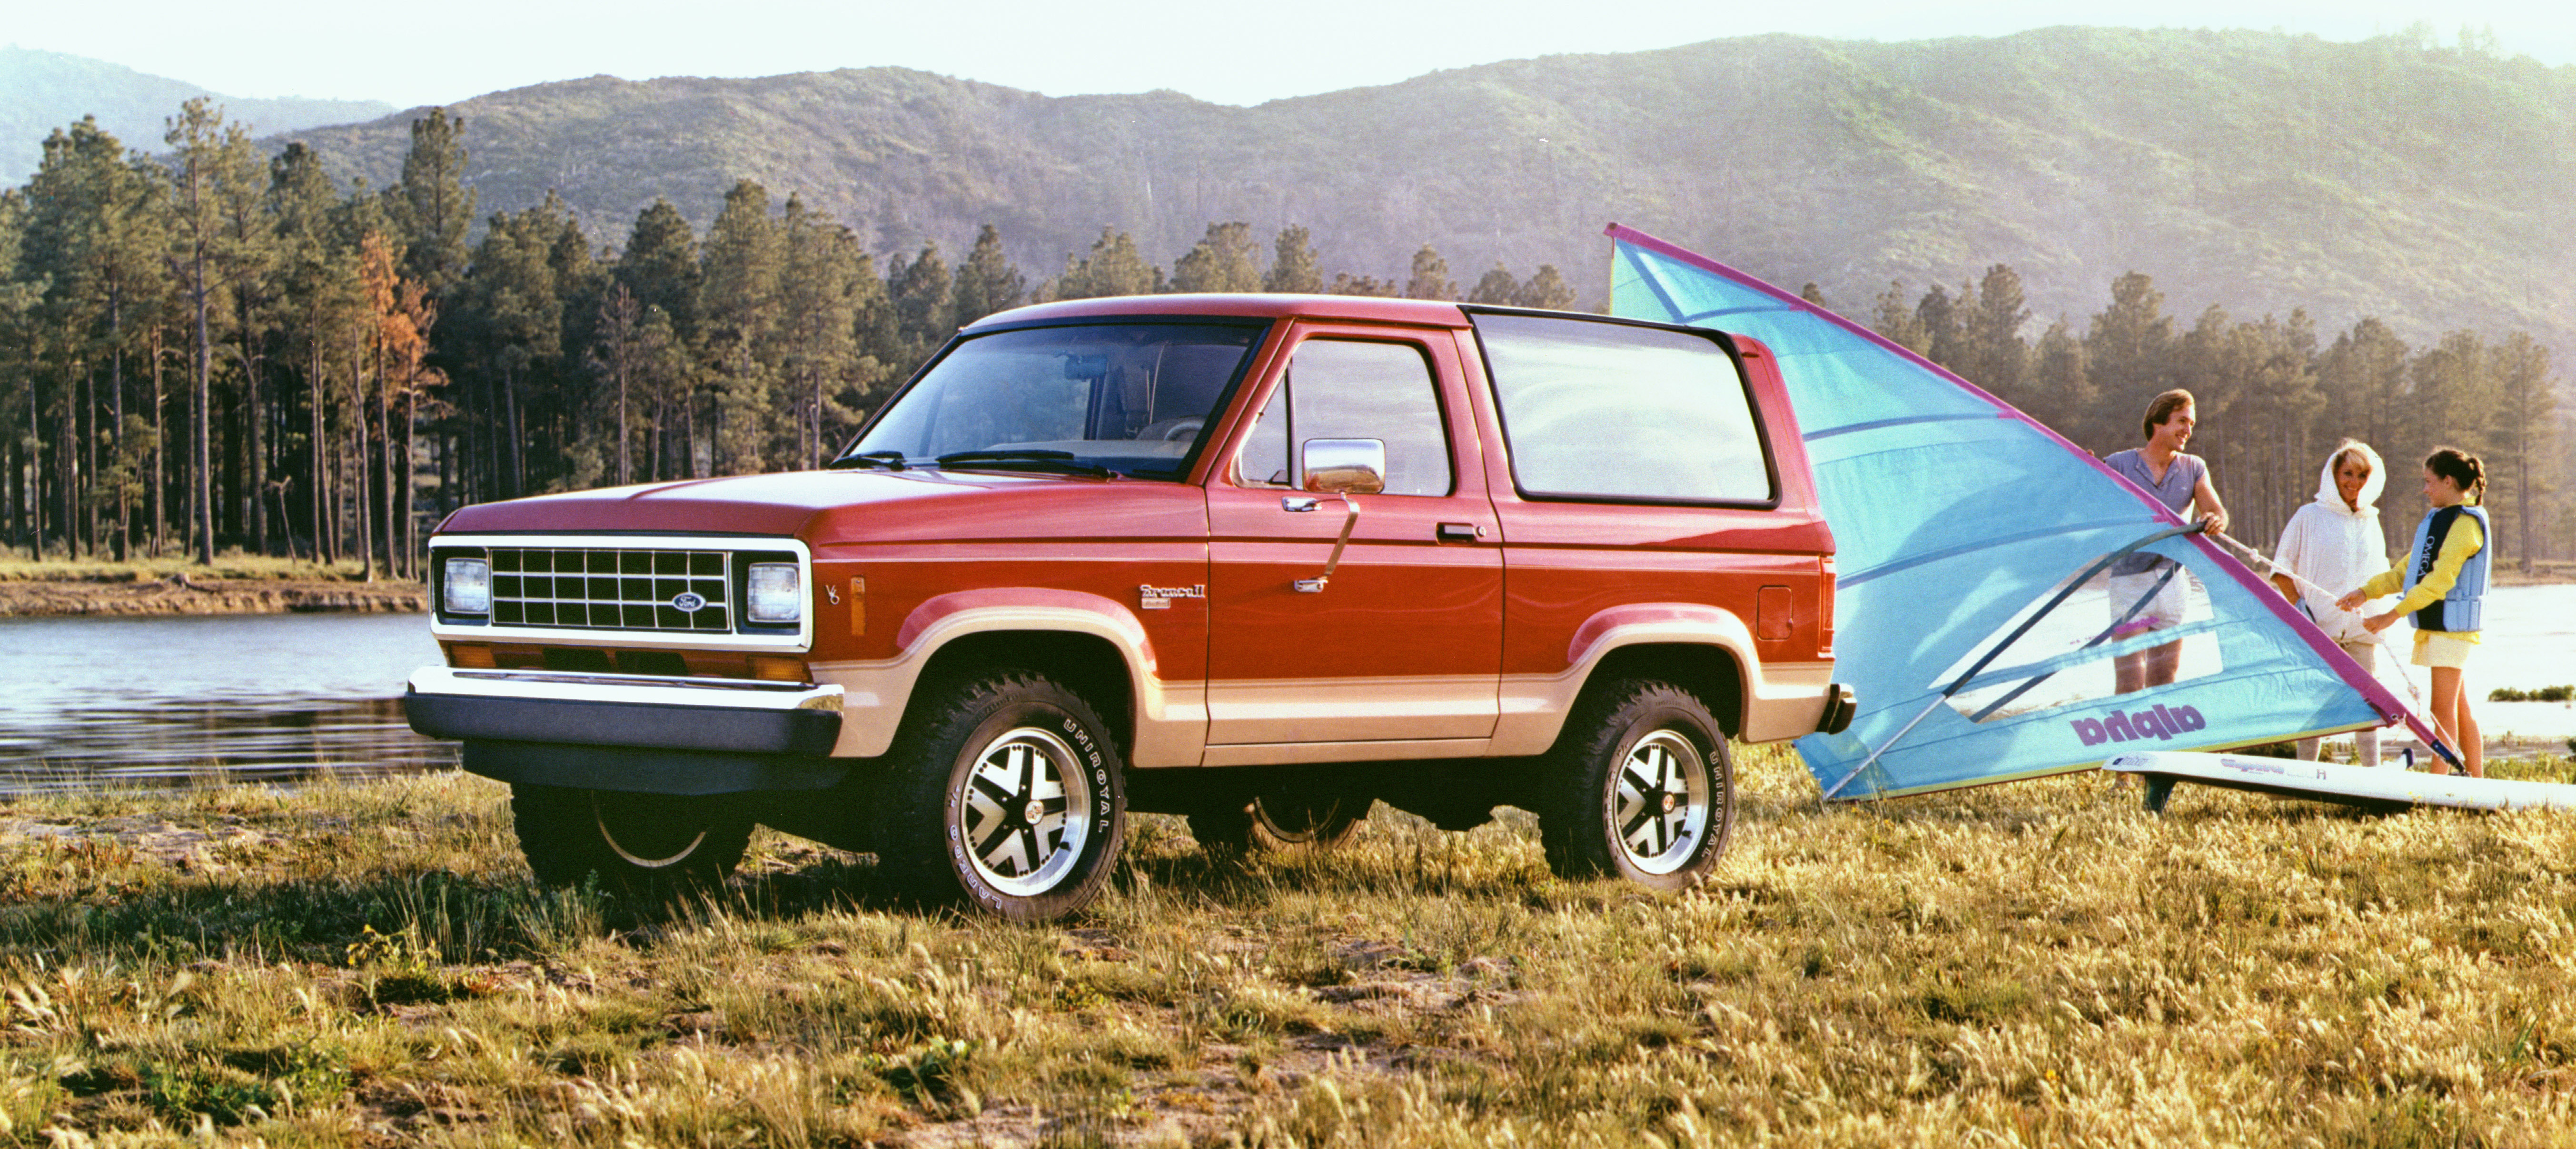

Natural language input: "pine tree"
[2030,317,2091,437]
[213,123,281,553]
[390,109,474,300]
[1264,225,1320,294]
[1871,281,1927,356]
[21,117,171,558]
[1466,264,1520,305]
[951,223,1025,327]
[890,240,953,367]
[163,97,255,563]
[617,199,700,341]
[457,199,569,497]
[2083,271,2175,451]
[777,195,866,467]
[697,180,783,474]
[1045,228,1157,301]
[1963,264,2030,402]
[2488,333,2556,570]
[270,141,357,561]
[1403,244,1456,300]
[1915,282,1969,375]
[1516,265,1577,311]
[1169,221,1262,294]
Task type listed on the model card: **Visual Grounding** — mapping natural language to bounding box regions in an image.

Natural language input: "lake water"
[2440,583,2576,746]
[0,585,2568,794]
[0,612,451,793]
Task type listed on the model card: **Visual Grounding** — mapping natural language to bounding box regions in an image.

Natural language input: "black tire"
[868,670,1126,921]
[1538,679,1734,891]
[509,784,754,895]
[1186,776,1367,854]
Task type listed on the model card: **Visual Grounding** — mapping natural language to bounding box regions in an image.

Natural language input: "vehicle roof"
[968,293,1477,330]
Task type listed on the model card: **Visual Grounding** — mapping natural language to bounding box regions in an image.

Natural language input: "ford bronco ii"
[406,293,1853,919]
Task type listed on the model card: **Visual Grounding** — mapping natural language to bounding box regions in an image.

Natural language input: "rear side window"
[1474,314,1772,504]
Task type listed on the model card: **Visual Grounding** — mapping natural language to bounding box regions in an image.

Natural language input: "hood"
[435,468,1205,545]
[2311,440,2385,518]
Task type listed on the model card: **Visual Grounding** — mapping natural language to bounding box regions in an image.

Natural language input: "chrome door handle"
[1283,496,1321,512]
[1437,522,1484,543]
[1293,496,1362,592]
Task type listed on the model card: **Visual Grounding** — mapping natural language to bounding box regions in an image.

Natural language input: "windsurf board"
[2102,750,2576,814]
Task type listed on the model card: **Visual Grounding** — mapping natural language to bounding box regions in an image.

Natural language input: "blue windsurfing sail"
[1605,224,2427,799]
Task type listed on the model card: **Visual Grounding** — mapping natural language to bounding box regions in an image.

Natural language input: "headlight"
[443,556,491,614]
[747,562,803,623]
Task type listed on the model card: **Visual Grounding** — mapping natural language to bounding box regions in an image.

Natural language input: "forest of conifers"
[2,103,2565,577]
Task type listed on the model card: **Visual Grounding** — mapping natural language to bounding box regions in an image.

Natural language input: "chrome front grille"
[487,547,731,632]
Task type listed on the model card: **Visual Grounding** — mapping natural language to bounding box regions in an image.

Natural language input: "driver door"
[1202,325,1502,757]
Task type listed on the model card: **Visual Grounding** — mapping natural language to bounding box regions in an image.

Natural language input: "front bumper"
[405,667,852,795]
[404,666,845,754]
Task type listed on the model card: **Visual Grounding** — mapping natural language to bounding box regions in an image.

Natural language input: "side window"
[1235,339,1453,497]
[1474,314,1773,503]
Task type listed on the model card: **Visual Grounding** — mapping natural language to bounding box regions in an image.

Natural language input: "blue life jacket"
[2403,504,2489,633]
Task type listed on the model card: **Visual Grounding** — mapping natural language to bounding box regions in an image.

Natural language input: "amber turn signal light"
[748,655,809,683]
[448,643,497,669]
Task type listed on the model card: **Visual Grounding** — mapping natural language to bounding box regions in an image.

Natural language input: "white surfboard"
[2103,749,2576,814]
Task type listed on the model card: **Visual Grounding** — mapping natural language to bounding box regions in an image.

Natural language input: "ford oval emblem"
[671,591,707,613]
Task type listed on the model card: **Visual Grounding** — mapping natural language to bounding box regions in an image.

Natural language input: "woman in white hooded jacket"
[2271,440,2391,765]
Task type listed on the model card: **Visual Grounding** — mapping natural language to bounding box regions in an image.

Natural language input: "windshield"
[847,322,1266,479]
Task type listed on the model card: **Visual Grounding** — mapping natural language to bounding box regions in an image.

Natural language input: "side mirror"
[1301,439,1386,496]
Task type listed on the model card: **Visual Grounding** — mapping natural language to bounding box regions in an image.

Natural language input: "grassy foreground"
[4,748,2576,1147]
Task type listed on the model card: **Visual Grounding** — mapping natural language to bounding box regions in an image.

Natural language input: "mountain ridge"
[36,29,2576,354]
[0,46,391,184]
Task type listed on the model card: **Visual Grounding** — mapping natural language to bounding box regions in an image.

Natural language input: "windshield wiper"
[826,450,909,471]
[932,449,1114,478]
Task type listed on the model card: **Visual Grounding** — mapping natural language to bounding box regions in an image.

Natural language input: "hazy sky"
[11,0,2571,109]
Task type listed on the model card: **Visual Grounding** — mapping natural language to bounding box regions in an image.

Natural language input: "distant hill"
[277,28,2576,352]
[1,46,389,184]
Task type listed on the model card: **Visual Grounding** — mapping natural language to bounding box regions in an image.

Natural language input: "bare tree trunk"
[353,331,374,583]
[26,382,42,556]
[683,389,700,479]
[193,276,214,565]
[311,334,330,565]
[401,392,418,579]
[151,343,164,558]
[63,369,82,559]
[504,361,525,498]
[379,382,396,583]
[79,364,96,559]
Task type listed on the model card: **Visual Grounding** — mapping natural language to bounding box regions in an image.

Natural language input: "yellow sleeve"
[2385,514,2483,617]
[2358,566,2406,599]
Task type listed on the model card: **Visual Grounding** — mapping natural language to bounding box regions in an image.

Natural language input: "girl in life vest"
[2336,447,2490,777]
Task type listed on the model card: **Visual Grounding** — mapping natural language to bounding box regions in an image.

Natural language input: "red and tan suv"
[406,294,1851,919]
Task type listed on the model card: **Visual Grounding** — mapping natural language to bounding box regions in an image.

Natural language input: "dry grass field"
[4,745,2576,1147]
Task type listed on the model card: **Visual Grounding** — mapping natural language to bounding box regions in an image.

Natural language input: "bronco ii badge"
[1138,584,1206,610]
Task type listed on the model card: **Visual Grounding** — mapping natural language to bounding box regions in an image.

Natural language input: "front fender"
[810,588,1207,765]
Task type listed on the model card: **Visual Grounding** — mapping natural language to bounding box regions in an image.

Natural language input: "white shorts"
[2107,568,2189,637]
[2412,631,2476,669]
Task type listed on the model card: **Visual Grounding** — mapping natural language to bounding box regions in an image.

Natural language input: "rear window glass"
[1474,314,1772,504]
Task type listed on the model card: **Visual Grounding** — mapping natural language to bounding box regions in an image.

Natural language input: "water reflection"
[0,612,455,794]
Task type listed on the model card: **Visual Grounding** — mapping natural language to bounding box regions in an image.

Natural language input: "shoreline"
[0,574,425,618]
